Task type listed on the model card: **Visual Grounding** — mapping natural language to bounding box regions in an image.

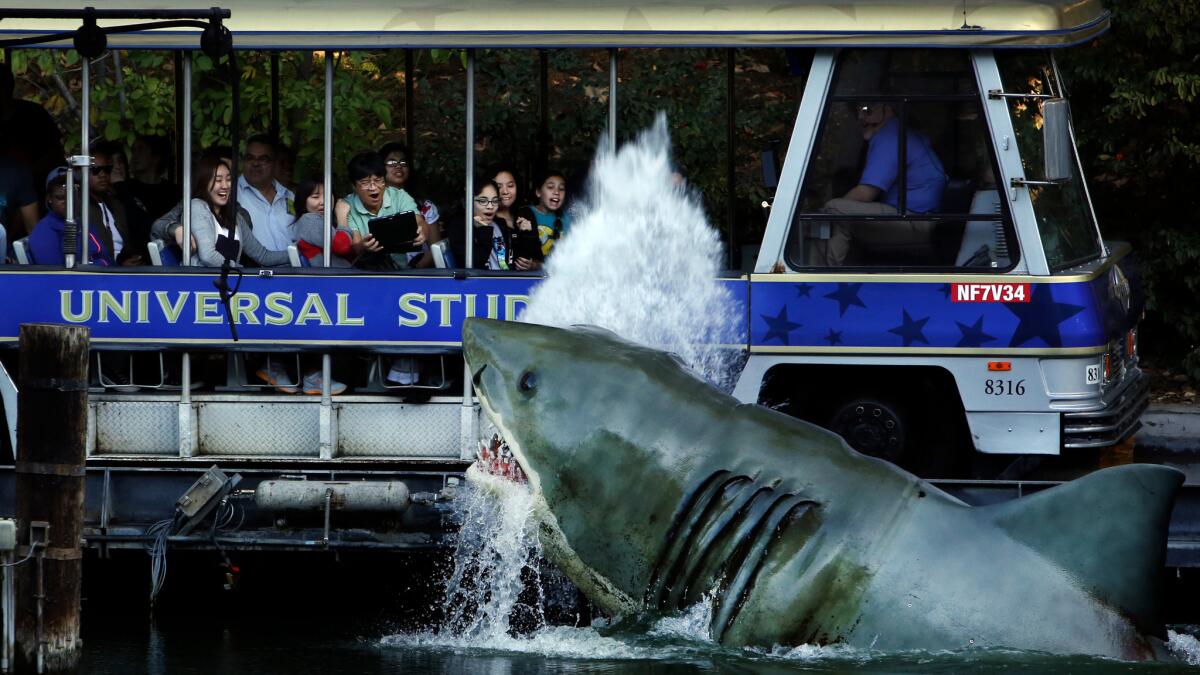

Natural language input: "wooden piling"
[14,324,89,674]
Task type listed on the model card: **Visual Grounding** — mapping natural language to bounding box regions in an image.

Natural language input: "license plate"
[951,283,1031,303]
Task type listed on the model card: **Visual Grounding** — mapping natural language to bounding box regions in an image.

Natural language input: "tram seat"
[955,190,1005,267]
[431,239,456,269]
[286,244,312,267]
[856,178,973,266]
[147,239,181,266]
[12,237,30,264]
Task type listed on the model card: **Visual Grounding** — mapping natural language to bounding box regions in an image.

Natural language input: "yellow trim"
[754,244,1129,285]
[751,345,1106,356]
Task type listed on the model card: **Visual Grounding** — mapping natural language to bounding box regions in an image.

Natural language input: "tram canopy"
[0,0,1108,50]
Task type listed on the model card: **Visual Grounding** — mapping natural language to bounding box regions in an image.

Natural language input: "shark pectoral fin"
[988,464,1184,634]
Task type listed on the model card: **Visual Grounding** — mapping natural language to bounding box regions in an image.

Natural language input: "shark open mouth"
[474,429,528,485]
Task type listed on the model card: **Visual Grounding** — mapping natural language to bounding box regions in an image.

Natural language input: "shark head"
[462,317,720,614]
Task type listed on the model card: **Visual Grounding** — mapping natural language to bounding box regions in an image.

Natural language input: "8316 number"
[985,379,1026,396]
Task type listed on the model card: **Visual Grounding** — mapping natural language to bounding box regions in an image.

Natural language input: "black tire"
[828,397,908,465]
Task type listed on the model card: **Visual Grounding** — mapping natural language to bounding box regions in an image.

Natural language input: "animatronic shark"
[462,318,1182,660]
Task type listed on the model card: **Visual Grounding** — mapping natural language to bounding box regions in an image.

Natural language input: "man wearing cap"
[27,167,114,266]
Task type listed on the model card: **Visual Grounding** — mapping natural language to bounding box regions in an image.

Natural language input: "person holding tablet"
[334,151,426,269]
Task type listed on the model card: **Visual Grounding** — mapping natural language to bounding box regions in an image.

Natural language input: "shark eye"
[519,370,538,394]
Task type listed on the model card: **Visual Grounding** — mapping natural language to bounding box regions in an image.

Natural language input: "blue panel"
[0,271,751,350]
[750,279,1117,350]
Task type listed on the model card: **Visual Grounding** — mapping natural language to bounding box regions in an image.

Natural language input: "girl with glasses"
[490,165,541,271]
[450,179,543,271]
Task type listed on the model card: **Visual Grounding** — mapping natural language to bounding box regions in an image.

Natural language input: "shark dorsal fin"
[988,464,1183,634]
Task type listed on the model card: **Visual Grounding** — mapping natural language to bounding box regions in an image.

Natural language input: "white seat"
[147,239,164,266]
[287,244,303,267]
[955,190,1005,267]
[12,237,30,264]
[431,239,455,269]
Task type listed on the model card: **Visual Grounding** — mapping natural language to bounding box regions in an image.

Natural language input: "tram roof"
[0,0,1108,50]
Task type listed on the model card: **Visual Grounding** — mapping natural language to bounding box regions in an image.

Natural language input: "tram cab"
[742,14,1144,475]
[0,0,1143,553]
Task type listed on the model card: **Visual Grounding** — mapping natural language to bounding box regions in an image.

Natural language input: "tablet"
[367,211,422,254]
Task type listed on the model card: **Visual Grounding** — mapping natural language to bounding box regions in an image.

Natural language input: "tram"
[0,1,1147,553]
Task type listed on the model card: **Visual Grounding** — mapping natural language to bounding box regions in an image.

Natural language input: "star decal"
[1004,285,1086,348]
[794,283,814,298]
[955,316,996,348]
[824,328,843,346]
[823,282,866,317]
[938,283,952,299]
[889,309,930,347]
[760,306,802,345]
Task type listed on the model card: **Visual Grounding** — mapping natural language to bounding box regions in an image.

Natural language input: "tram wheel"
[828,398,907,464]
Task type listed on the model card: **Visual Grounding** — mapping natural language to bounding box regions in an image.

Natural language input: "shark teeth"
[474,429,528,484]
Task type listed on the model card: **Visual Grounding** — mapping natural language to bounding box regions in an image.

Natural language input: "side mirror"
[1043,98,1073,182]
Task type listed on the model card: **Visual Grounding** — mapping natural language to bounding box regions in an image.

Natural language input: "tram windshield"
[995,50,1103,272]
[786,49,1015,271]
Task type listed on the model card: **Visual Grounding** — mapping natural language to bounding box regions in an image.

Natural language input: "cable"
[0,545,38,568]
[145,512,180,606]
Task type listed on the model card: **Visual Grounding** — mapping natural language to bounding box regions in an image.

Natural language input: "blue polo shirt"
[860,117,947,214]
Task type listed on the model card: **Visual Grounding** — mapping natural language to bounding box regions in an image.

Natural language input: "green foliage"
[1061,0,1200,379]
[9,46,798,262]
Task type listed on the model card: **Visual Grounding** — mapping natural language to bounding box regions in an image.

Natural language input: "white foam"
[520,113,740,390]
[381,626,651,660]
[648,594,716,642]
[1168,629,1200,665]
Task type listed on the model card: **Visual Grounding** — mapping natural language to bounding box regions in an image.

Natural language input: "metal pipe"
[182,52,192,266]
[608,48,617,152]
[80,57,90,266]
[537,49,549,180]
[323,51,332,269]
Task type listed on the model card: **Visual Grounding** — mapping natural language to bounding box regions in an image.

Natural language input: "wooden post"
[14,324,89,674]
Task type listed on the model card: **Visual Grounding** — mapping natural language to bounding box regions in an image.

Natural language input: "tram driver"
[808,102,946,267]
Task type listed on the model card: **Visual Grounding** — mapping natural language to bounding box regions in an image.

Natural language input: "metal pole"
[321,51,334,455]
[323,51,332,269]
[725,48,736,270]
[465,49,474,268]
[80,57,90,266]
[537,49,549,181]
[461,48,476,460]
[269,52,281,141]
[182,52,192,266]
[608,48,617,152]
[404,50,415,156]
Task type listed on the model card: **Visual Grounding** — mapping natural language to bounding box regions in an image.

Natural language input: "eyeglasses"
[355,177,385,189]
[92,165,114,175]
[243,153,274,164]
[474,197,501,206]
[385,159,409,168]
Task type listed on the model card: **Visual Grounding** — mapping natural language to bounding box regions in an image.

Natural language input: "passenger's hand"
[473,215,491,228]
[516,216,533,231]
[362,234,383,253]
[413,228,427,247]
[514,257,541,271]
[121,254,144,267]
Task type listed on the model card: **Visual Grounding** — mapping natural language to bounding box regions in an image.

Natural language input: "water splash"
[520,113,741,389]
[1168,628,1200,665]
[438,481,543,640]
